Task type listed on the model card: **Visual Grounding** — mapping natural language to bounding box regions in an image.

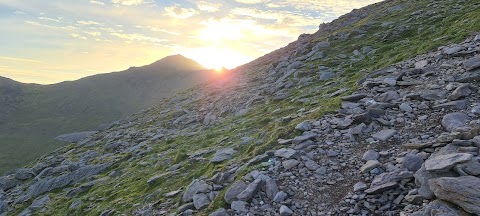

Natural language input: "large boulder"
[182,179,209,202]
[424,153,473,173]
[429,176,480,214]
[224,181,247,204]
[441,113,471,132]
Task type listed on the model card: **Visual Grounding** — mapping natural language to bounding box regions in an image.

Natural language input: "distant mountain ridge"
[0,54,212,174]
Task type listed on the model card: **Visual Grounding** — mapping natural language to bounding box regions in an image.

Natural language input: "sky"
[0,0,381,84]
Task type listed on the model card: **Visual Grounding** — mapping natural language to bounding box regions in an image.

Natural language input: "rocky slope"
[1,0,480,215]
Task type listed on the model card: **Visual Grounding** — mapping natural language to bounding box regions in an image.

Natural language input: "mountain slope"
[1,0,480,215]
[0,55,211,175]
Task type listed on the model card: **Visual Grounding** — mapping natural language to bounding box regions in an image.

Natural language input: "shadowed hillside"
[0,54,212,175]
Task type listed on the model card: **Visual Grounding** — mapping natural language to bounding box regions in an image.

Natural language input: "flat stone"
[418,200,470,216]
[362,150,379,161]
[192,193,210,210]
[295,121,311,131]
[425,153,473,173]
[448,84,472,100]
[183,179,209,202]
[433,100,468,110]
[399,103,413,112]
[430,176,480,214]
[463,56,480,71]
[209,208,228,216]
[231,201,247,212]
[415,60,429,69]
[224,181,247,204]
[210,148,236,164]
[360,160,382,173]
[292,134,317,145]
[353,182,368,192]
[341,94,367,102]
[282,159,299,170]
[274,148,297,159]
[365,182,398,194]
[371,129,396,141]
[304,160,319,171]
[442,113,471,132]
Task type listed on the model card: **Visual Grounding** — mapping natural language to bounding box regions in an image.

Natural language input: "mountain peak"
[147,54,206,71]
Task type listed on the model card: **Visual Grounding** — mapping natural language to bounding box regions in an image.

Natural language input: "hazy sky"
[0,0,381,84]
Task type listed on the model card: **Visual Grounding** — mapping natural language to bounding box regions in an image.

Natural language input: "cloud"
[77,20,103,25]
[14,11,27,15]
[196,1,222,12]
[39,16,62,23]
[112,0,144,6]
[90,1,105,6]
[231,8,318,27]
[71,33,88,40]
[110,32,167,43]
[84,31,102,36]
[164,5,197,19]
[0,56,43,64]
[236,0,270,4]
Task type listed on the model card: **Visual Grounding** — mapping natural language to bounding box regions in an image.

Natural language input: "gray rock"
[15,169,34,180]
[54,131,96,143]
[274,191,288,202]
[182,179,209,202]
[304,160,319,171]
[224,181,247,204]
[69,199,82,210]
[274,148,297,159]
[29,195,50,211]
[403,153,423,172]
[282,159,299,170]
[415,60,429,69]
[231,201,247,212]
[425,153,473,173]
[295,121,311,131]
[292,134,316,145]
[0,201,7,214]
[237,179,262,201]
[442,113,471,132]
[192,193,210,210]
[414,164,457,199]
[362,150,379,161]
[399,103,413,112]
[147,172,170,185]
[430,176,480,214]
[265,178,279,199]
[370,170,413,187]
[464,56,480,71]
[210,148,236,164]
[472,105,480,115]
[209,208,227,216]
[360,160,382,173]
[371,129,396,141]
[444,46,464,55]
[19,163,109,202]
[365,182,398,194]
[433,100,468,110]
[0,176,20,191]
[279,205,293,216]
[341,94,367,102]
[419,200,470,216]
[319,72,336,81]
[353,182,368,192]
[448,84,472,100]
